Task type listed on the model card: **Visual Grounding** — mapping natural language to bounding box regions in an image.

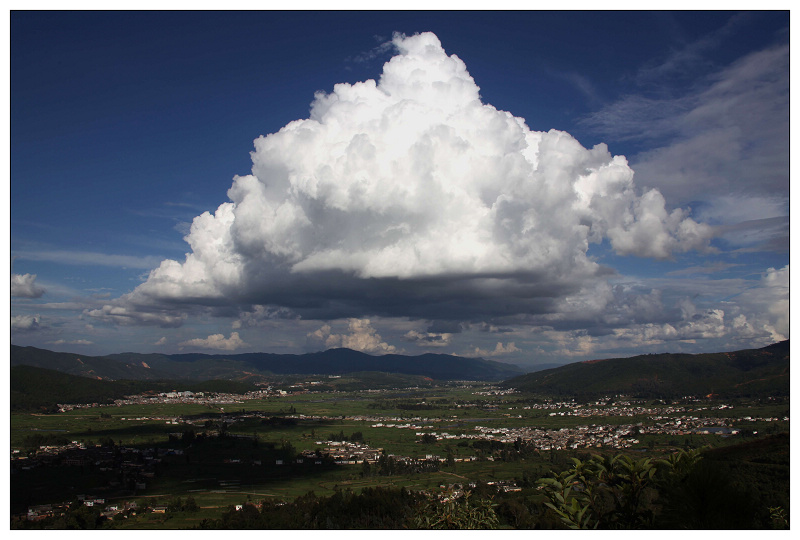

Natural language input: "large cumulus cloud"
[92,32,711,327]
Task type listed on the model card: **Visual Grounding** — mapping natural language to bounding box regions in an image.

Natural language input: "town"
[12,379,789,528]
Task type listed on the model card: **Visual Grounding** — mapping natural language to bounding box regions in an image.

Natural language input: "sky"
[8,10,791,368]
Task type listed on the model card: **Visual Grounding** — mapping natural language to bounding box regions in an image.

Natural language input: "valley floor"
[10,383,790,529]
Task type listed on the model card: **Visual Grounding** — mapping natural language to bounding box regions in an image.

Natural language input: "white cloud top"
[96,32,712,327]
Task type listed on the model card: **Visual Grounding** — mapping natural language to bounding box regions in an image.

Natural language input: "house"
[27,505,55,521]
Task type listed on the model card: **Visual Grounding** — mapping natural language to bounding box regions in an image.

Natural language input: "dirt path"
[438,471,468,480]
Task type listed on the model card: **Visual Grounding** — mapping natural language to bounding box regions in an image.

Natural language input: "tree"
[655,454,761,529]
[412,492,499,529]
[361,460,372,477]
[280,441,297,461]
[184,496,199,512]
[537,448,714,529]
[769,506,789,530]
[537,453,662,529]
[181,429,196,445]
[167,496,184,512]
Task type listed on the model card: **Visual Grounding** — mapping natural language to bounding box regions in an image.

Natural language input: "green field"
[10,386,790,529]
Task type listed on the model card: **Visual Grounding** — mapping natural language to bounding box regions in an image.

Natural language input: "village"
[49,387,788,456]
[14,386,787,525]
[14,441,183,522]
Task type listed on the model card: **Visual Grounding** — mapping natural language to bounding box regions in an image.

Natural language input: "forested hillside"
[503,341,789,399]
[10,365,257,411]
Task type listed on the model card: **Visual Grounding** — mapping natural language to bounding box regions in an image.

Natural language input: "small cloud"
[11,273,46,298]
[173,221,192,235]
[11,314,42,332]
[179,332,248,351]
[308,318,399,354]
[154,337,167,346]
[666,262,741,276]
[233,305,300,329]
[50,339,94,346]
[346,36,394,64]
[470,322,515,333]
[85,304,186,328]
[14,249,163,269]
[464,341,520,358]
[426,320,463,334]
[403,329,452,348]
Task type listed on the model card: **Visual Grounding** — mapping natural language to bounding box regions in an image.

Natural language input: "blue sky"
[9,10,790,367]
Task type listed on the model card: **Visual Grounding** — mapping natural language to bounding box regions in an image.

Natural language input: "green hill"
[10,346,172,380]
[502,340,789,399]
[10,365,257,411]
[10,365,128,411]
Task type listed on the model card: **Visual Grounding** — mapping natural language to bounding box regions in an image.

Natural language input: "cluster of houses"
[24,498,140,522]
[52,381,511,414]
[13,442,195,522]
[458,424,642,451]
[303,440,384,465]
[12,442,185,498]
[472,387,518,396]
[280,408,760,454]
[285,411,451,431]
[57,387,293,412]
[416,414,764,451]
[434,480,520,503]
[111,390,252,408]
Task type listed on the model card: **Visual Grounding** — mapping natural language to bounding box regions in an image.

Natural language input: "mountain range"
[9,345,525,382]
[10,341,790,411]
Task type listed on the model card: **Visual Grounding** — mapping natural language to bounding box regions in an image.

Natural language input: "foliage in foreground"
[198,446,787,530]
[197,486,504,530]
[199,487,426,529]
[410,492,499,529]
[536,448,785,529]
[14,444,788,530]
